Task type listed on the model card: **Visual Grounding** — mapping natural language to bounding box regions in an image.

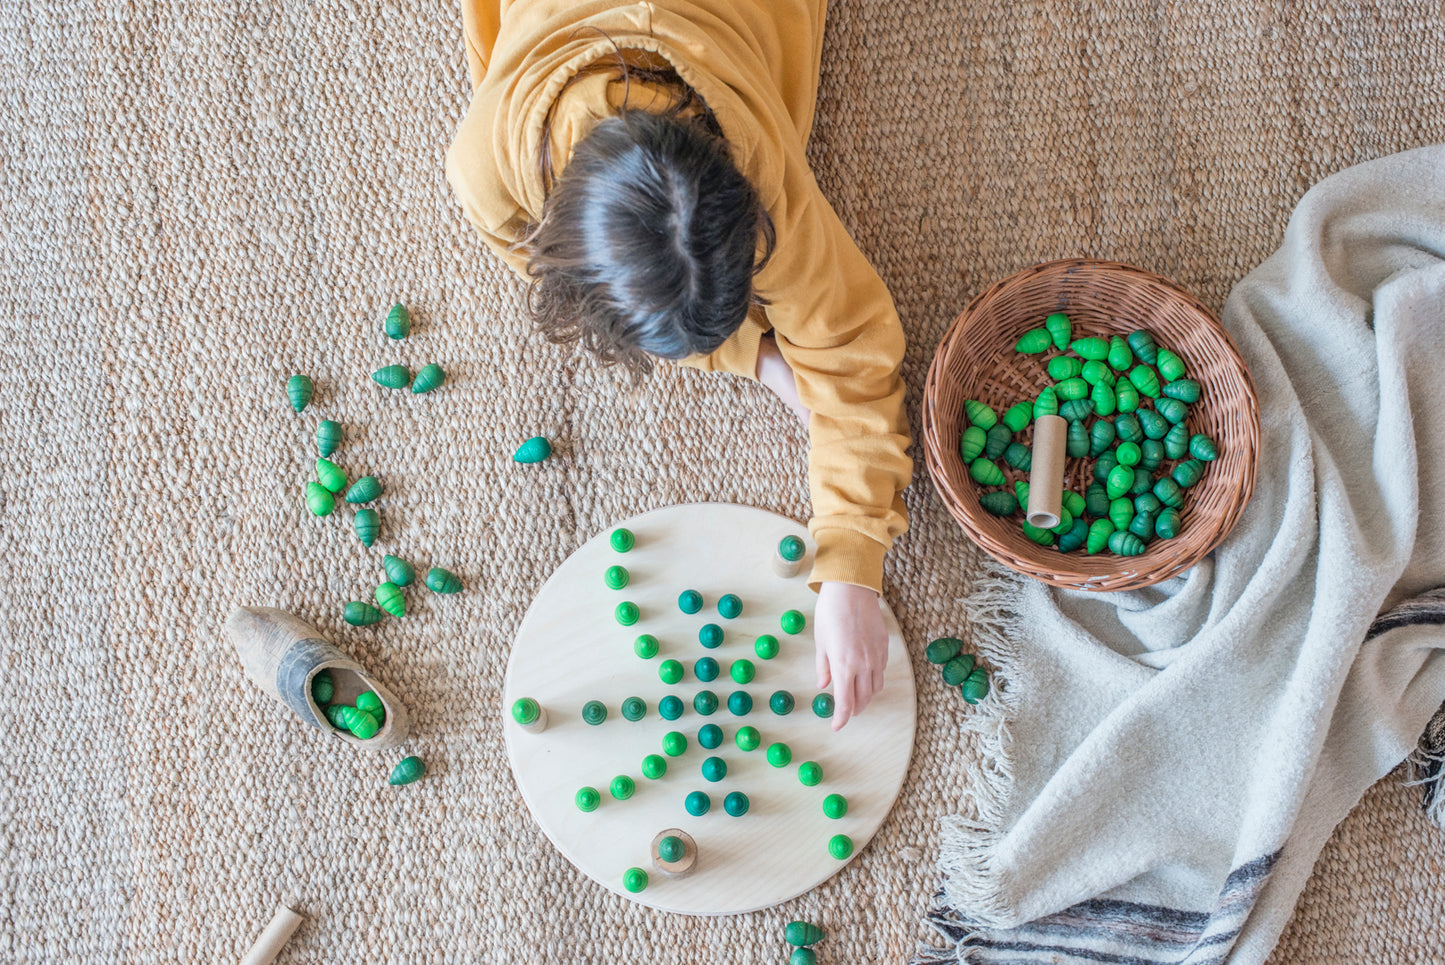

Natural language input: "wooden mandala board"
[501,503,917,916]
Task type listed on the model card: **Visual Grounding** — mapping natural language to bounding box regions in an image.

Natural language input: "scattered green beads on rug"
[754,634,780,660]
[724,791,750,816]
[961,667,991,704]
[781,610,806,634]
[388,756,425,786]
[798,761,822,786]
[345,475,381,504]
[698,623,723,648]
[575,786,601,812]
[717,593,742,619]
[605,565,629,590]
[513,436,552,464]
[615,601,640,626]
[685,790,710,815]
[678,589,703,614]
[411,363,446,395]
[828,834,854,860]
[941,653,976,687]
[582,700,608,725]
[622,867,648,893]
[316,458,347,493]
[610,527,635,552]
[374,582,404,618]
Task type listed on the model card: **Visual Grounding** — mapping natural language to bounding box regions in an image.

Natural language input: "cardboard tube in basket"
[240,901,306,965]
[1027,415,1067,530]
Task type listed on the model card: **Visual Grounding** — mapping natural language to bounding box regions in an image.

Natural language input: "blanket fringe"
[1404,699,1445,831]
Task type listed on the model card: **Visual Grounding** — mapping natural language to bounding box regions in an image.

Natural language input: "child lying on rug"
[446,0,911,727]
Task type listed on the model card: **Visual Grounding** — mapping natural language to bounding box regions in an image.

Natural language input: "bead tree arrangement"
[922,260,1260,591]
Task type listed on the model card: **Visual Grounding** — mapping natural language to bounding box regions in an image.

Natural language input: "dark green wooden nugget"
[698,723,723,749]
[315,420,342,457]
[1138,408,1169,440]
[658,695,683,719]
[372,365,410,390]
[781,609,806,634]
[960,667,991,704]
[717,593,742,619]
[1164,423,1190,459]
[1134,492,1163,516]
[1163,378,1200,403]
[1003,441,1032,471]
[1058,516,1089,553]
[1094,451,1118,483]
[310,670,334,706]
[1190,433,1219,461]
[324,704,349,729]
[286,374,314,413]
[926,637,962,664]
[698,623,723,647]
[979,491,1018,516]
[388,756,425,786]
[345,475,381,504]
[770,690,795,715]
[426,566,462,594]
[353,508,380,547]
[701,756,727,782]
[305,481,335,517]
[693,690,719,716]
[383,555,415,587]
[344,601,383,626]
[984,422,1012,459]
[1140,439,1165,471]
[1128,511,1157,541]
[1085,482,1111,517]
[942,653,976,686]
[582,700,608,725]
[658,835,684,861]
[684,790,710,815]
[384,302,410,339]
[1153,476,1185,508]
[621,697,647,722]
[1058,398,1094,423]
[1127,329,1158,364]
[1115,413,1143,444]
[512,436,552,463]
[1155,397,1189,425]
[1173,459,1205,488]
[678,589,703,614]
[724,791,750,816]
[693,657,719,682]
[411,363,446,395]
[727,690,753,716]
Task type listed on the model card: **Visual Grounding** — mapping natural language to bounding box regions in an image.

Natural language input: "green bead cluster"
[967,319,1220,555]
[344,557,453,626]
[925,636,990,703]
[313,672,386,740]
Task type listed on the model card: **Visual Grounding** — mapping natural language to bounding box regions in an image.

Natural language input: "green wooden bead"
[1015,480,1031,507]
[324,704,349,729]
[1163,378,1201,403]
[1128,365,1161,398]
[1071,337,1109,360]
[642,755,668,780]
[371,581,403,617]
[388,755,425,786]
[926,637,962,664]
[610,527,635,552]
[383,555,415,587]
[1106,464,1135,499]
[1108,530,1146,556]
[1094,451,1119,484]
[754,634,780,660]
[344,601,383,626]
[1048,355,1083,380]
[1085,519,1115,554]
[1156,507,1183,539]
[1130,467,1153,496]
[1115,378,1141,413]
[798,761,823,786]
[1034,385,1059,418]
[305,482,335,517]
[287,374,314,413]
[622,867,648,893]
[959,425,986,462]
[615,601,640,626]
[344,707,380,740]
[621,697,647,722]
[717,593,742,619]
[315,420,342,457]
[1107,335,1134,372]
[698,723,723,749]
[828,834,854,861]
[727,691,753,716]
[345,476,381,504]
[310,670,335,706]
[575,786,600,812]
[605,565,630,590]
[582,700,608,725]
[611,775,636,801]
[693,690,719,716]
[1115,413,1143,443]
[770,690,795,715]
[1108,497,1135,531]
[980,491,1018,516]
[699,623,723,648]
[316,457,347,493]
[1049,507,1075,536]
[964,399,998,429]
[1173,459,1205,488]
[694,657,719,682]
[970,458,1006,487]
[1015,327,1053,353]
[425,567,462,594]
[1138,408,1169,440]
[1155,397,1189,425]
[1022,521,1055,546]
[1164,423,1190,460]
[812,693,834,718]
[1058,516,1089,553]
[663,731,688,757]
[984,422,1013,459]
[1153,476,1185,508]
[701,756,727,782]
[1081,359,1114,386]
[1128,510,1157,540]
[372,365,410,390]
[960,667,991,704]
[1064,489,1094,520]
[1066,420,1089,458]
[1084,482,1110,517]
[384,302,411,339]
[822,794,848,820]
[513,436,552,463]
[659,659,684,685]
[781,610,806,634]
[766,742,792,768]
[724,791,750,817]
[356,691,383,716]
[1091,380,1117,417]
[411,363,446,395]
[786,921,827,947]
[942,653,976,686]
[678,589,703,614]
[511,697,541,725]
[1134,492,1163,516]
[685,790,710,815]
[1003,442,1032,472]
[1156,348,1186,382]
[1002,401,1035,431]
[1190,433,1219,461]
[1058,399,1094,423]
[735,725,761,751]
[353,508,380,547]
[1116,441,1142,466]
[658,835,684,861]
[658,695,683,720]
[1127,329,1158,364]
[1056,377,1089,401]
[1045,312,1072,349]
[1140,439,1165,471]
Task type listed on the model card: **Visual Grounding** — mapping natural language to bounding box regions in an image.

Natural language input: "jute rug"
[2,0,1442,961]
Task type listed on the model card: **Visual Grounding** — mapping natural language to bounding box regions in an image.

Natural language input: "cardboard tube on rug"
[1027,414,1066,530]
[240,901,306,965]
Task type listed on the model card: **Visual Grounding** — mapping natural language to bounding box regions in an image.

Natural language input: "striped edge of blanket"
[1378,587,1445,830]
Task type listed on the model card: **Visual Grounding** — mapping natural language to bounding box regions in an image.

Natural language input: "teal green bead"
[411,363,446,395]
[662,731,688,757]
[1106,464,1135,499]
[685,791,711,815]
[1140,439,1165,471]
[1115,378,1141,413]
[316,457,347,493]
[754,634,780,660]
[383,555,415,587]
[781,610,806,634]
[642,755,668,780]
[575,786,601,812]
[693,690,719,716]
[786,921,827,947]
[701,756,727,782]
[724,791,750,817]
[513,436,552,463]
[511,697,541,726]
[1133,492,1163,516]
[1091,380,1117,417]
[1094,451,1118,483]
[727,691,753,716]
[964,399,998,429]
[959,425,986,462]
[970,458,1006,487]
[926,637,962,664]
[582,700,608,725]
[324,704,349,729]
[610,528,635,552]
[1081,359,1114,386]
[1155,397,1189,425]
[388,755,425,786]
[286,374,314,413]
[1062,490,1086,518]
[1108,497,1135,531]
[717,593,742,619]
[1058,398,1094,423]
[1070,337,1109,360]
[1045,312,1073,349]
[1156,348,1186,382]
[1048,355,1083,380]
[610,775,635,800]
[960,667,991,704]
[812,693,834,718]
[698,723,723,749]
[1085,519,1115,554]
[1130,467,1154,496]
[345,475,381,504]
[1138,408,1169,440]
[699,623,723,648]
[942,653,976,686]
[827,835,854,862]
[372,365,410,390]
[693,657,719,682]
[1058,516,1089,553]
[1115,412,1143,443]
[984,422,1013,459]
[374,581,405,618]
[1002,401,1035,431]
[1164,423,1190,459]
[1153,476,1186,508]
[1022,521,1055,546]
[678,589,703,614]
[622,867,648,893]
[798,761,823,786]
[1015,328,1053,354]
[1108,530,1147,556]
[658,695,684,720]
[822,794,849,820]
[1128,511,1156,541]
[1127,329,1159,364]
[305,481,335,517]
[659,659,684,685]
[604,564,629,590]
[1003,441,1032,471]
[1173,459,1205,488]
[1107,335,1134,372]
[1163,378,1201,403]
[1056,377,1089,401]
[1116,441,1142,466]
[425,567,462,594]
[1190,433,1219,461]
[1128,365,1161,398]
[1085,482,1111,517]
[735,725,761,751]
[657,834,684,860]
[344,601,383,626]
[315,419,342,457]
[615,601,640,626]
[353,508,380,547]
[1034,385,1059,418]
[1156,507,1183,539]
[769,690,795,715]
[766,742,792,768]
[1066,420,1089,457]
[383,302,410,339]
[621,697,647,722]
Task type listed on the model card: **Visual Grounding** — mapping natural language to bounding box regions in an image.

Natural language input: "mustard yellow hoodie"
[446,0,912,592]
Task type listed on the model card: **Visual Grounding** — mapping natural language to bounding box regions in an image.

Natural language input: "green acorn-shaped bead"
[343,707,381,740]
[1034,385,1059,418]
[1134,492,1163,516]
[941,653,976,686]
[383,555,415,587]
[1085,482,1111,517]
[1066,420,1089,457]
[384,302,411,339]
[1155,397,1189,425]
[513,436,552,463]
[1108,497,1135,531]
[785,921,827,947]
[1050,507,1075,535]
[1173,459,1205,488]
[1140,439,1165,470]
[1156,348,1186,382]
[324,704,349,730]
[1002,401,1035,432]
[979,491,1018,516]
[305,481,335,517]
[984,422,1012,459]
[1128,510,1156,541]
[372,365,410,390]
[345,476,381,504]
[1163,378,1201,403]
[425,567,462,594]
[1080,360,1114,386]
[1057,516,1089,553]
[1153,476,1185,508]
[1059,399,1094,423]
[1070,337,1109,360]
[1089,422,1116,458]
[1127,329,1159,364]
[964,399,998,429]
[1164,423,1190,459]
[960,666,991,704]
[1022,521,1055,546]
[357,690,384,717]
[344,601,384,626]
[1138,408,1169,440]
[353,508,380,547]
[1128,365,1161,398]
[1130,467,1154,496]
[926,637,962,664]
[969,458,1006,487]
[411,363,446,394]
[1108,530,1146,556]
[1190,433,1219,461]
[1115,412,1143,444]
[1044,312,1072,349]
[828,834,854,862]
[1003,441,1032,471]
[1094,450,1119,484]
[1106,463,1135,499]
[1085,518,1115,554]
[1116,441,1142,466]
[310,670,335,706]
[315,420,342,457]
[959,425,986,462]
[1091,380,1117,417]
[1015,327,1053,354]
[389,756,426,786]
[286,374,314,413]
[1015,480,1031,507]
[375,581,405,618]
[1115,378,1140,413]
[1048,356,1083,380]
[1056,377,1089,402]
[1107,335,1134,372]
[1156,507,1183,539]
[605,564,629,590]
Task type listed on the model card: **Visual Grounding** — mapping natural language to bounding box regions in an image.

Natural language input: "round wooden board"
[502,503,917,916]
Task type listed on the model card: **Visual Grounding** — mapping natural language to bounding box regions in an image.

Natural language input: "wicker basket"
[922,259,1261,591]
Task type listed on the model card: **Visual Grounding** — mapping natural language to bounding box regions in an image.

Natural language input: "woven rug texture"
[2,0,1443,961]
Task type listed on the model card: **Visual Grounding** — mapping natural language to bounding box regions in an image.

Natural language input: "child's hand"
[814,581,889,730]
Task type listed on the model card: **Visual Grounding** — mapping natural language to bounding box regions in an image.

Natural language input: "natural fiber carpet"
[2,0,1443,961]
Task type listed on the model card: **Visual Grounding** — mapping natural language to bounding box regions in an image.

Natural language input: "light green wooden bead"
[1116,441,1142,466]
[353,508,380,547]
[1107,335,1134,372]
[384,302,410,339]
[730,659,756,684]
[1081,359,1115,386]
[610,527,635,552]
[343,706,380,739]
[1057,516,1089,553]
[315,420,342,457]
[1049,507,1074,535]
[1085,519,1115,554]
[388,755,425,786]
[383,555,415,587]
[344,601,383,626]
[1091,380,1117,417]
[641,754,668,780]
[662,731,688,757]
[374,581,405,618]
[513,436,552,463]
[1071,337,1109,360]
[1034,385,1059,418]
[286,374,314,413]
[1128,365,1161,398]
[658,660,684,685]
[345,476,381,504]
[1022,521,1054,546]
[1056,377,1089,402]
[1002,401,1035,432]
[1156,348,1186,382]
[1138,408,1170,440]
[735,725,761,751]
[1015,480,1030,506]
[1015,328,1053,354]
[604,565,629,590]
[622,867,649,893]
[511,697,541,725]
[1048,356,1083,380]
[754,634,779,660]
[1156,507,1183,539]
[766,743,792,768]
[781,610,806,634]
[970,458,1006,487]
[1115,378,1141,413]
[426,567,462,594]
[305,482,335,517]
[960,425,986,462]
[964,399,998,429]
[1045,312,1072,349]
[411,363,446,395]
[372,365,410,390]
[615,601,639,626]
[1106,464,1135,499]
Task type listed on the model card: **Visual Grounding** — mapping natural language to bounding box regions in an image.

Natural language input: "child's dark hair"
[520,66,775,377]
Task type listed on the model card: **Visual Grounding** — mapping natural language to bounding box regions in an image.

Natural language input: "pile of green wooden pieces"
[784,920,826,965]
[925,637,990,703]
[961,315,1220,556]
[310,669,386,740]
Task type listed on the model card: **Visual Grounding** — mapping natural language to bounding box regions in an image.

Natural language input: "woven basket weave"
[922,259,1261,590]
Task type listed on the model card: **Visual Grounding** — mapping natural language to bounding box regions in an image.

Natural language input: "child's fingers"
[871,668,886,696]
[832,673,855,730]
[854,672,875,715]
[816,642,830,689]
